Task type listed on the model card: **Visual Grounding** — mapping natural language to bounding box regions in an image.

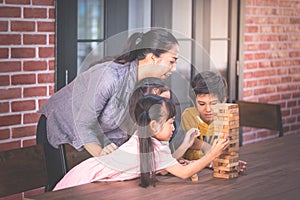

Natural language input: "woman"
[36,28,179,190]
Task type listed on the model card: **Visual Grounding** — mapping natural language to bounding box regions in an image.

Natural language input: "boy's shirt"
[181,107,217,160]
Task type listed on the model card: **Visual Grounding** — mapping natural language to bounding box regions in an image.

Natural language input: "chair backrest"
[63,144,91,171]
[0,144,47,197]
[236,100,283,139]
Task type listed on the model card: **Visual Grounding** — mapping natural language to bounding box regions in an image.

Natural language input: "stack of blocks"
[212,103,240,179]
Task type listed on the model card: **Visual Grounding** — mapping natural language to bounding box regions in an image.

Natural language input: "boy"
[181,71,227,160]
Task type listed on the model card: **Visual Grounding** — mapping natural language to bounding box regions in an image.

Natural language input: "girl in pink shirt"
[54,95,229,190]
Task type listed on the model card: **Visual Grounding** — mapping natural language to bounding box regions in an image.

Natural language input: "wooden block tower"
[212,103,240,179]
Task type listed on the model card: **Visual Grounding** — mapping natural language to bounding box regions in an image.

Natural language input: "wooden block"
[213,103,238,110]
[191,174,198,182]
[225,142,240,152]
[214,123,239,131]
[213,165,239,172]
[215,131,239,139]
[214,154,239,164]
[213,171,239,179]
[213,115,239,122]
[213,161,239,170]
[214,120,239,128]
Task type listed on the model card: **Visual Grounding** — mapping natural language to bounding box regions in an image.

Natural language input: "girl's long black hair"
[132,95,176,187]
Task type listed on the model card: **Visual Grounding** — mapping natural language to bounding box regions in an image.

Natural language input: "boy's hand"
[238,160,247,174]
[183,128,200,149]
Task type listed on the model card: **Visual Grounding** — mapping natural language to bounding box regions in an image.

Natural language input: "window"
[56,0,239,102]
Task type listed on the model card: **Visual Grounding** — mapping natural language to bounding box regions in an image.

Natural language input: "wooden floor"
[26,133,300,200]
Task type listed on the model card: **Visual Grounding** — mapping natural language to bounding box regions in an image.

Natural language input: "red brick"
[32,0,54,6]
[37,21,55,32]
[24,112,40,124]
[254,53,265,60]
[0,75,9,86]
[245,80,257,87]
[258,94,281,102]
[277,84,298,92]
[23,34,47,45]
[0,114,21,126]
[244,53,254,60]
[258,61,270,68]
[11,21,35,32]
[0,61,21,72]
[48,60,55,70]
[0,34,21,45]
[0,129,10,140]
[49,34,55,44]
[0,7,21,18]
[23,139,37,147]
[0,102,9,113]
[24,60,47,71]
[0,88,21,100]
[39,47,54,58]
[0,48,8,58]
[253,87,276,95]
[11,74,36,85]
[11,48,35,58]
[38,99,48,109]
[5,0,30,4]
[49,8,55,19]
[12,125,36,138]
[0,140,21,152]
[24,86,47,97]
[257,78,270,85]
[245,26,259,33]
[38,73,54,83]
[0,21,8,31]
[24,8,47,18]
[49,85,54,95]
[244,62,258,69]
[11,100,36,112]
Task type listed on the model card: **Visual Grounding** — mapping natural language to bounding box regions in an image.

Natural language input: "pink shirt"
[54,132,178,190]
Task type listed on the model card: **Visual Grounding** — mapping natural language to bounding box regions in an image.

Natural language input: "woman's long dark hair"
[114,28,179,64]
[132,95,176,187]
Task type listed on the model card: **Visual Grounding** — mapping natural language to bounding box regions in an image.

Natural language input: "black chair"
[236,100,284,146]
[0,144,47,197]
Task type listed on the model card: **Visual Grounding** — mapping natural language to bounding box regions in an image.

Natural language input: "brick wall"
[0,0,55,154]
[242,0,300,144]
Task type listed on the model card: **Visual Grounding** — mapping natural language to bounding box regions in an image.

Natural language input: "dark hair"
[132,95,176,188]
[114,28,179,64]
[191,71,227,102]
[129,78,170,122]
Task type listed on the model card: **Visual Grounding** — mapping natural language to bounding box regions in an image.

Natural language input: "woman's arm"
[84,142,118,157]
[84,143,103,157]
[166,138,229,179]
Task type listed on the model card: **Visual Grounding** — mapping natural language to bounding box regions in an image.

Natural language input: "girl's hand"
[209,138,230,159]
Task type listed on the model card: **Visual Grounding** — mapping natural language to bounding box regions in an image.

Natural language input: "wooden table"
[26,133,300,200]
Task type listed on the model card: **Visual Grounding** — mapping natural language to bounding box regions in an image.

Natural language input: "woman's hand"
[100,143,118,156]
[84,142,118,157]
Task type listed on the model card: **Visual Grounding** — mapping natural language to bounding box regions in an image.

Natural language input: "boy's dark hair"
[132,95,176,188]
[191,71,227,102]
